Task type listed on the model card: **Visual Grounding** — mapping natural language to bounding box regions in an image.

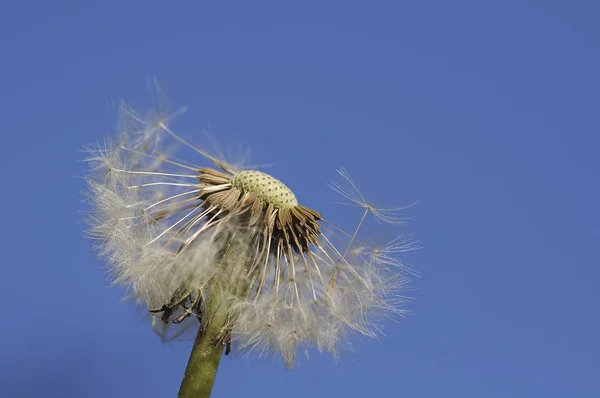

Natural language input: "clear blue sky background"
[1,1,599,397]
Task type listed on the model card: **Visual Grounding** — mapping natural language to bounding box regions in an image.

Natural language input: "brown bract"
[198,167,322,255]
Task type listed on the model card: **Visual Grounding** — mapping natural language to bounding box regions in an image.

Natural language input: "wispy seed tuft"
[83,94,418,367]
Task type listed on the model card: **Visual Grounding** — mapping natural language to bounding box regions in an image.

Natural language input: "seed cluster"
[85,102,411,369]
[197,167,322,254]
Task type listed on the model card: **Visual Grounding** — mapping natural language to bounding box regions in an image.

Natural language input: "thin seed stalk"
[177,299,226,398]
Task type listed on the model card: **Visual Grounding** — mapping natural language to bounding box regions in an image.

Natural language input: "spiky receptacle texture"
[232,170,298,209]
[85,102,415,367]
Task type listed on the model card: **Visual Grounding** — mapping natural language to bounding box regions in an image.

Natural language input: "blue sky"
[1,1,599,397]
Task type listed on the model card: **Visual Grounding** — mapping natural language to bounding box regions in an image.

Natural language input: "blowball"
[84,99,416,367]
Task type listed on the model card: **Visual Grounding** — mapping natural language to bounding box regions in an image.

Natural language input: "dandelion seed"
[329,167,416,224]
[84,93,417,397]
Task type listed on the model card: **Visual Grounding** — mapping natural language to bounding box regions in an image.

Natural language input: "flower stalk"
[178,236,252,397]
[178,299,225,398]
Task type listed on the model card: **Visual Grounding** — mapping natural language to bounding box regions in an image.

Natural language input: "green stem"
[177,240,249,397]
[177,315,225,398]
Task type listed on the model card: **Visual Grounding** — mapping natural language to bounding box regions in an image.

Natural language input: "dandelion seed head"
[84,94,417,368]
